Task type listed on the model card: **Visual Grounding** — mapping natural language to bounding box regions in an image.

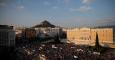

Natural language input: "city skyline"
[0,0,115,28]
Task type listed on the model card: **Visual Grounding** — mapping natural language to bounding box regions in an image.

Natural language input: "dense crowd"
[16,43,115,60]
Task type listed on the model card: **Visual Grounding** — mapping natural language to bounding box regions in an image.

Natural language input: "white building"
[0,25,15,46]
[33,20,63,38]
[35,27,62,38]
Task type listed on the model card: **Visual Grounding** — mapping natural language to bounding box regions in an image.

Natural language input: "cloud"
[16,5,24,10]
[52,6,58,9]
[57,0,61,2]
[69,8,77,12]
[0,0,16,7]
[0,2,6,6]
[0,0,15,3]
[94,16,115,26]
[64,0,70,4]
[96,17,115,24]
[61,16,94,27]
[70,6,92,12]
[82,0,94,4]
[0,0,9,3]
[69,0,94,13]
[77,6,92,12]
[43,1,50,5]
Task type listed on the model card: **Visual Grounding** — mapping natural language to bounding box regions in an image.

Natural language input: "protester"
[16,43,115,60]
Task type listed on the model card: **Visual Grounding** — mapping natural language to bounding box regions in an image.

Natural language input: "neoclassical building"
[67,27,115,48]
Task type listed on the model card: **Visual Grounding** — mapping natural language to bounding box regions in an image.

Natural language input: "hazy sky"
[0,0,115,28]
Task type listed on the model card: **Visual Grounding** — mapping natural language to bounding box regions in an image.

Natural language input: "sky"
[0,0,115,28]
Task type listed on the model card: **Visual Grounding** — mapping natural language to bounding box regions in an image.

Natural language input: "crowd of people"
[16,43,115,60]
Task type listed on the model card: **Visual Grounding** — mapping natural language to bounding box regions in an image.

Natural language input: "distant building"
[67,28,92,45]
[35,27,62,38]
[33,20,63,38]
[67,27,115,48]
[22,28,36,40]
[0,25,15,46]
[15,28,23,38]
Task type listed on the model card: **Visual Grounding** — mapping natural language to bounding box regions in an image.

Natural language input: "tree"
[95,33,100,47]
[95,33,101,51]
[54,34,61,43]
[88,33,107,53]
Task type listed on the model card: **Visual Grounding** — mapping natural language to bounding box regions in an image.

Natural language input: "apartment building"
[0,25,15,46]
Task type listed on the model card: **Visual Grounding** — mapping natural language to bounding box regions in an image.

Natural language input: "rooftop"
[0,25,13,29]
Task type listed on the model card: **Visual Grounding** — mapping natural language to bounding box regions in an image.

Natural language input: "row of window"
[0,32,8,40]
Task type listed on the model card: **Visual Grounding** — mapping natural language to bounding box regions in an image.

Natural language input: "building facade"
[35,27,62,38]
[67,27,115,48]
[0,25,15,46]
[22,28,36,39]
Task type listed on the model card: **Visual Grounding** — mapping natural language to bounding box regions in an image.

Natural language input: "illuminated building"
[67,27,115,48]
